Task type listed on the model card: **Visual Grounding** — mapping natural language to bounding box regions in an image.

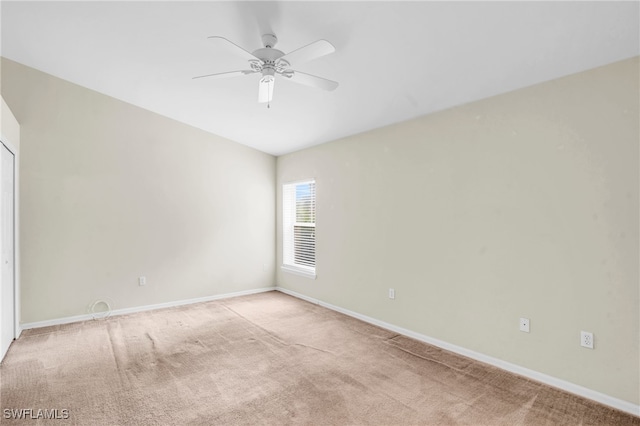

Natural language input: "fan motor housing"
[252,47,285,63]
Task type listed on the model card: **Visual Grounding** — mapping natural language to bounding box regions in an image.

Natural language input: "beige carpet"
[1,291,638,425]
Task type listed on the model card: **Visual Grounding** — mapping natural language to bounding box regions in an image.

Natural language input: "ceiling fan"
[193,33,338,104]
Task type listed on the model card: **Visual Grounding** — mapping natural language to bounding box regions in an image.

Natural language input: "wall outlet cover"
[580,331,594,349]
[519,317,530,333]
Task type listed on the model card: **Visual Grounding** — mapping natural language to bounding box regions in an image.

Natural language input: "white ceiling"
[2,1,639,156]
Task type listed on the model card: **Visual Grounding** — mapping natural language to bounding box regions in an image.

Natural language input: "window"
[282,180,316,279]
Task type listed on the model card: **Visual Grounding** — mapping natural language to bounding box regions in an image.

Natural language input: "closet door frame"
[0,136,20,359]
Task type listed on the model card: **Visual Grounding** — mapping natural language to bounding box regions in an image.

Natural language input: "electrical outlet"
[519,317,530,333]
[139,276,147,286]
[388,288,395,299]
[580,331,594,349]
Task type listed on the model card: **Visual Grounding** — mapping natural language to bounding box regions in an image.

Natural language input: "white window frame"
[282,179,316,279]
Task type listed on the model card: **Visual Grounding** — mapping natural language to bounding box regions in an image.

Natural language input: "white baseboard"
[275,286,640,418]
[20,287,276,331]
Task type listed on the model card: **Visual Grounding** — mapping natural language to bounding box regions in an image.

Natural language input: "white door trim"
[0,136,20,351]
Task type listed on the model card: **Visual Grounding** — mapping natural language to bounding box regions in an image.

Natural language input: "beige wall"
[277,57,639,404]
[2,58,276,324]
[1,96,20,149]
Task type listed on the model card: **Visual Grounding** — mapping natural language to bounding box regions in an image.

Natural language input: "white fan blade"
[258,77,274,103]
[279,39,335,66]
[207,36,261,62]
[286,70,339,91]
[192,70,256,80]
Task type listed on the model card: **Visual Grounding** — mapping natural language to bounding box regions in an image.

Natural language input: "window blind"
[283,180,316,277]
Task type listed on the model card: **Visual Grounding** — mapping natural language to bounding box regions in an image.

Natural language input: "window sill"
[281,265,316,280]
